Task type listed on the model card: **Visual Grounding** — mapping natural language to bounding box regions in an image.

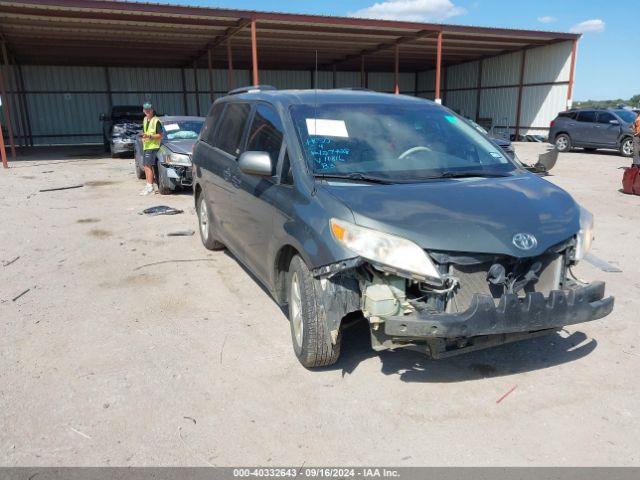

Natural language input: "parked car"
[192,87,613,368]
[464,117,517,160]
[548,108,637,156]
[134,116,204,194]
[100,105,144,158]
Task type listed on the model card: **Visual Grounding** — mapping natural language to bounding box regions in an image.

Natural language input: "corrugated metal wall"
[3,40,573,145]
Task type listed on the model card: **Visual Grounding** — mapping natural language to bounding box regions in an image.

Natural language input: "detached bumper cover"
[385,281,613,338]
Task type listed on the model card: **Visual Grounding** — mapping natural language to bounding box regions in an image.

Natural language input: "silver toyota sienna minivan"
[191,86,613,368]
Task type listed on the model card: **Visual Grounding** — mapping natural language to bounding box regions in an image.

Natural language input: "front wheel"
[620,137,633,157]
[555,134,572,152]
[197,193,225,251]
[287,255,341,368]
[157,164,174,195]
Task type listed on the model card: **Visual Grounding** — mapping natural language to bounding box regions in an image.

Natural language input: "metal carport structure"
[0,0,580,165]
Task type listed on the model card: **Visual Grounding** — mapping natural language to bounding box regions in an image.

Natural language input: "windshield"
[612,109,637,124]
[163,120,204,140]
[465,118,489,135]
[290,103,515,181]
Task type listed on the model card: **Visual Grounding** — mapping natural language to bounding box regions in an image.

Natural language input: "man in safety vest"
[139,102,163,195]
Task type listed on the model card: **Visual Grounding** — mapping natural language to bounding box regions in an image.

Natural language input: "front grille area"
[446,253,563,313]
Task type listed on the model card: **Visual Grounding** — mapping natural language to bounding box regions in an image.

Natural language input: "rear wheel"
[620,137,633,157]
[197,193,225,251]
[555,134,571,152]
[287,255,341,368]
[135,160,145,179]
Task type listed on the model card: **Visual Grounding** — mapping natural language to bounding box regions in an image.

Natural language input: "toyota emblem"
[512,233,537,250]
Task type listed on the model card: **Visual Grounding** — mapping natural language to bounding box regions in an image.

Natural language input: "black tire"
[554,133,572,152]
[157,166,173,195]
[196,192,225,251]
[135,160,145,179]
[620,137,633,157]
[287,255,341,368]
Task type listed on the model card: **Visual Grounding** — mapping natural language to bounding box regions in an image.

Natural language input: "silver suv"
[548,108,637,156]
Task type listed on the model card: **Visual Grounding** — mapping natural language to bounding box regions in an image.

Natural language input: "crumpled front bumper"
[384,281,613,339]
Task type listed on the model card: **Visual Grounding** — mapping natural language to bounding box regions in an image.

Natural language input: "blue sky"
[174,0,637,101]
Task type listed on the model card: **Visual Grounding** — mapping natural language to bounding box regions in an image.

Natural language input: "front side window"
[596,112,616,124]
[612,109,637,124]
[216,103,251,156]
[290,103,515,181]
[246,104,284,169]
[577,111,596,123]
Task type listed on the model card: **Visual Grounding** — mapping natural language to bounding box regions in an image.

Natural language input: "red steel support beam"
[394,44,400,94]
[0,42,16,161]
[434,31,443,103]
[250,20,259,86]
[0,116,7,168]
[208,48,215,102]
[226,39,234,90]
[193,61,200,116]
[566,39,578,110]
[515,49,527,139]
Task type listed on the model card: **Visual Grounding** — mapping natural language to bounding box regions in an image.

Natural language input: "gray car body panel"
[193,90,583,297]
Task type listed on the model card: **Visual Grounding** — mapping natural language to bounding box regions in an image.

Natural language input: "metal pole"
[0,42,16,160]
[227,39,234,91]
[360,55,365,88]
[180,68,188,115]
[394,45,400,95]
[8,55,24,147]
[12,57,28,148]
[475,59,483,122]
[0,116,7,168]
[17,64,32,146]
[566,39,578,110]
[434,31,443,104]
[332,64,336,88]
[515,49,527,140]
[208,48,215,102]
[104,66,112,110]
[250,20,259,86]
[193,61,200,116]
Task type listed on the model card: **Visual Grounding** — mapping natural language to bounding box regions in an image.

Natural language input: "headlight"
[164,152,191,166]
[329,218,441,282]
[574,206,594,261]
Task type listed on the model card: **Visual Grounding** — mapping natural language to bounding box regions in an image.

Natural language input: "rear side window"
[558,111,576,120]
[216,103,251,156]
[597,112,616,124]
[577,111,596,123]
[246,104,284,168]
[201,103,225,145]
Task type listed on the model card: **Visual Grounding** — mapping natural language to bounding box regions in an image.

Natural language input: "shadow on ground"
[329,319,597,382]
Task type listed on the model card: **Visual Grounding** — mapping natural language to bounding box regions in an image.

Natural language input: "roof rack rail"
[227,85,277,95]
[335,87,371,91]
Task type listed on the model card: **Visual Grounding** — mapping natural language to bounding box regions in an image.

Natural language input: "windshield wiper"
[314,172,394,184]
[433,170,512,179]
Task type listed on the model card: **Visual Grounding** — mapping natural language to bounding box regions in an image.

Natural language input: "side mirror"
[238,151,273,176]
[610,119,620,125]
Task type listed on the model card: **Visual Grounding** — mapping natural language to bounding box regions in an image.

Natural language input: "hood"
[320,173,579,258]
[165,139,196,155]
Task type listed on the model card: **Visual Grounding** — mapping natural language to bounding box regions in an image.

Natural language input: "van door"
[230,103,285,282]
[201,102,252,250]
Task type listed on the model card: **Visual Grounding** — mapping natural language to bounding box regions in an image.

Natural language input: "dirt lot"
[1,143,639,466]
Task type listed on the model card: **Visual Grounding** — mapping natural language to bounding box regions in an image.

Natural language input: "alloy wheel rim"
[199,198,209,241]
[556,137,567,150]
[290,272,303,347]
[623,140,632,156]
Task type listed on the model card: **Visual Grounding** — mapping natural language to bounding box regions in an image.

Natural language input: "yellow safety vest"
[143,116,161,150]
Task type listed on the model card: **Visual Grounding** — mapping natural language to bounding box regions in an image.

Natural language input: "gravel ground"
[0,143,638,466]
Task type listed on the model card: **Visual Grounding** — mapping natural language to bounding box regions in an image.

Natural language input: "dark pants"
[142,148,159,167]
[634,136,640,165]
